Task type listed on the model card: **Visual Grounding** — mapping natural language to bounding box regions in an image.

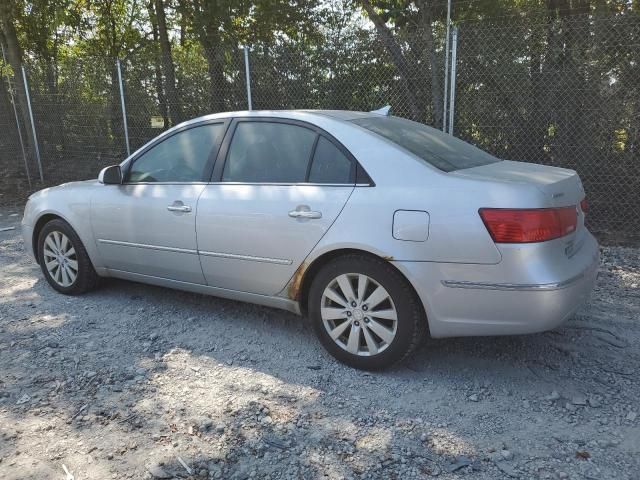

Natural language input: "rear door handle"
[167,202,192,213]
[289,206,322,219]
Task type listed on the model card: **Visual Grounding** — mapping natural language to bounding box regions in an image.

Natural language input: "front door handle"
[289,206,322,219]
[167,202,192,213]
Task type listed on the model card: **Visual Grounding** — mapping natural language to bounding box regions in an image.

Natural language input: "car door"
[91,120,228,284]
[196,118,357,295]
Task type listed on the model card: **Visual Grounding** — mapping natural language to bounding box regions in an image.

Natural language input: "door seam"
[275,185,357,298]
[194,185,209,284]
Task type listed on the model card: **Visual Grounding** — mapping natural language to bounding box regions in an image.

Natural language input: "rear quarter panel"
[299,117,548,265]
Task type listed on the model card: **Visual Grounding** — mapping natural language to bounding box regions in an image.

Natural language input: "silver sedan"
[21,109,599,369]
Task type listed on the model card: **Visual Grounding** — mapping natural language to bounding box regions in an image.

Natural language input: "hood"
[29,179,99,201]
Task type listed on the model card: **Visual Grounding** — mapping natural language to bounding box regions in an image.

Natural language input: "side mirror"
[98,165,122,184]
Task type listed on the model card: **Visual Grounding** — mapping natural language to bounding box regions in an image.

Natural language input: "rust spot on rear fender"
[288,262,308,300]
[383,255,394,261]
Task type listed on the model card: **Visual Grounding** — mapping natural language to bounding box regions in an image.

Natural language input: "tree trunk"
[176,0,188,46]
[554,0,590,170]
[154,0,181,124]
[191,0,226,113]
[0,13,35,156]
[528,9,556,164]
[197,14,225,114]
[44,54,67,157]
[204,43,225,113]
[359,0,422,121]
[147,0,169,127]
[418,0,443,128]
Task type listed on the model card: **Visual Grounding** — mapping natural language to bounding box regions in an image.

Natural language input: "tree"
[181,0,320,112]
[81,0,147,139]
[357,0,453,125]
[358,0,422,120]
[146,0,168,126]
[153,0,181,124]
[0,0,35,159]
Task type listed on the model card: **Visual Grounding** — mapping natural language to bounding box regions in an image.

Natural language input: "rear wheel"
[38,219,99,295]
[308,254,425,370]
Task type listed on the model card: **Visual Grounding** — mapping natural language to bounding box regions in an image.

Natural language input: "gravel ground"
[1,206,639,480]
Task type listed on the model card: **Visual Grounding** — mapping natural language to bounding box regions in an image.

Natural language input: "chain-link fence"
[1,13,638,242]
[0,64,30,193]
[454,14,640,240]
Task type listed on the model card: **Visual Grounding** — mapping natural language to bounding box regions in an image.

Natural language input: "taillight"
[580,198,588,215]
[479,207,577,243]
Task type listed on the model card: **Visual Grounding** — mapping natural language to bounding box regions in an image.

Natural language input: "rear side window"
[127,123,225,182]
[309,137,353,184]
[223,122,316,183]
[350,116,500,172]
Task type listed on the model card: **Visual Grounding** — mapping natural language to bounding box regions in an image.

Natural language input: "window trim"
[306,134,357,185]
[304,134,321,182]
[210,117,371,186]
[121,119,231,185]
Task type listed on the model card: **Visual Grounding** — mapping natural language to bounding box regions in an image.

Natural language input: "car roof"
[179,109,377,125]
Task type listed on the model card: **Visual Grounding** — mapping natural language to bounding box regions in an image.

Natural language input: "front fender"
[23,181,106,272]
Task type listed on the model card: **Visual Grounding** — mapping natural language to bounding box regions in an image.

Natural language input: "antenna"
[370,105,391,116]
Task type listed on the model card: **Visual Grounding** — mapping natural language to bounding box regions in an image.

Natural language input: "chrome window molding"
[116,182,371,187]
[204,182,367,187]
[120,182,209,186]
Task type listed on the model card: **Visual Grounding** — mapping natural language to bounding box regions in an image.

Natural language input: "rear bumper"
[394,232,599,338]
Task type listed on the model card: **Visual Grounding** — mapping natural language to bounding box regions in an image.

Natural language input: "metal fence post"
[21,65,44,182]
[243,46,253,111]
[442,0,452,132]
[448,27,458,136]
[116,59,131,157]
[1,45,31,187]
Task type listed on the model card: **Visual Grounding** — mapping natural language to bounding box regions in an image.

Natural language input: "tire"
[37,219,99,295]
[308,254,426,370]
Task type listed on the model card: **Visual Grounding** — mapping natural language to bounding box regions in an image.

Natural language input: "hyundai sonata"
[22,109,599,369]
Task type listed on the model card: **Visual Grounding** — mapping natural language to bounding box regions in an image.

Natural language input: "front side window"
[126,123,225,183]
[222,122,316,183]
[351,116,500,172]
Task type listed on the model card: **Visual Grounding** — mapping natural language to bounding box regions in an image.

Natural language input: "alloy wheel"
[43,231,78,287]
[320,273,398,356]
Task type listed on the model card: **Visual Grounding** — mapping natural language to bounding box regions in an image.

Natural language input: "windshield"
[350,115,500,172]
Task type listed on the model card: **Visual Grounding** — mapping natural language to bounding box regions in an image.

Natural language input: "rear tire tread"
[308,253,426,370]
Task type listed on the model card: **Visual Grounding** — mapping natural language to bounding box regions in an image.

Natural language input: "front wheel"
[38,219,99,295]
[308,254,426,370]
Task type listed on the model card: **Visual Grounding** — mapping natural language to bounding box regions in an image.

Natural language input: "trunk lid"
[452,160,585,207]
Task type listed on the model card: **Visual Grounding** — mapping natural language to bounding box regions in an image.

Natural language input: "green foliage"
[0,59,14,78]
[0,0,638,233]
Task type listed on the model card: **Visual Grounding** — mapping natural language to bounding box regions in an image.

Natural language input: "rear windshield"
[350,116,500,172]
